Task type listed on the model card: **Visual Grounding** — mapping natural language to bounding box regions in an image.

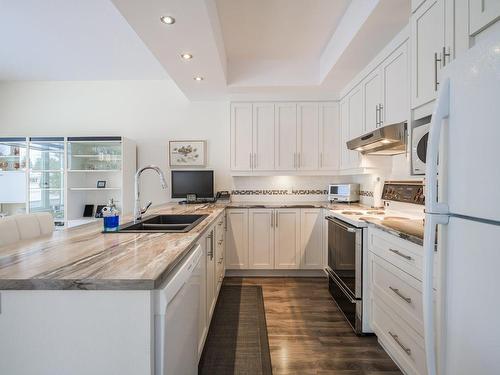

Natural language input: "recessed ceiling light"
[194,76,204,81]
[181,53,193,60]
[160,16,175,24]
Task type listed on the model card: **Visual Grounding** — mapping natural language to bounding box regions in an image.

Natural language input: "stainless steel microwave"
[328,183,359,202]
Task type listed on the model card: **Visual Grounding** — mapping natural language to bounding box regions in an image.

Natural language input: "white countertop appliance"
[422,29,500,375]
[328,183,359,203]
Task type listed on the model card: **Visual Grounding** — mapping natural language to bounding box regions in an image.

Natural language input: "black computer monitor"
[171,170,214,199]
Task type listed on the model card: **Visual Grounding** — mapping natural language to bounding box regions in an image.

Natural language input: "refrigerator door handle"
[425,77,450,215]
[423,213,448,375]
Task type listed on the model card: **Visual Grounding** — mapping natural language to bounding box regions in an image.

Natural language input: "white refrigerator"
[423,28,500,375]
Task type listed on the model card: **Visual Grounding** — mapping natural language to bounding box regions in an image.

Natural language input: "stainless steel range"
[325,181,425,335]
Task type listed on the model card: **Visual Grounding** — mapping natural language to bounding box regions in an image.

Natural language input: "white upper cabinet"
[319,102,340,170]
[274,103,298,171]
[274,209,301,269]
[297,102,320,170]
[248,209,274,269]
[339,97,351,170]
[382,42,409,124]
[252,103,275,171]
[411,0,446,108]
[230,103,253,171]
[469,0,500,36]
[300,209,323,269]
[363,68,383,132]
[348,85,364,139]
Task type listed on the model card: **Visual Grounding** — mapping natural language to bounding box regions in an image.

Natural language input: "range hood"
[347,122,407,155]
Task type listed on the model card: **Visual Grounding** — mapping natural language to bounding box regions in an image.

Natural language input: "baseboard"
[224,269,327,277]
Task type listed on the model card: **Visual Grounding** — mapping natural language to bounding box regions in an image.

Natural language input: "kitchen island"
[0,203,226,375]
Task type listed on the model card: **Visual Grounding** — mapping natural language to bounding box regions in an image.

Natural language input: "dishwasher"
[155,244,202,375]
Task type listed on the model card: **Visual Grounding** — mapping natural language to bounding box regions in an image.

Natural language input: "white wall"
[0,80,230,205]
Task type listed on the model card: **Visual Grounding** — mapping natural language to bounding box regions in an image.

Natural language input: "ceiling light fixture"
[194,76,204,81]
[181,53,193,60]
[160,16,175,24]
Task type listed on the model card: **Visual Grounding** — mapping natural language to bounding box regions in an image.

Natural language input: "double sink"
[116,214,207,233]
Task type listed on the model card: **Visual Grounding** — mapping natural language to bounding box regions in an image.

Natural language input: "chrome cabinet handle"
[434,52,442,91]
[379,103,383,127]
[254,153,257,169]
[375,105,379,127]
[389,248,413,260]
[389,331,411,356]
[207,231,214,260]
[297,153,301,168]
[389,286,412,303]
[271,211,274,228]
[442,46,451,67]
[275,211,278,228]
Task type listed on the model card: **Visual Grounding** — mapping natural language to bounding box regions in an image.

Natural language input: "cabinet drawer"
[371,253,423,335]
[372,298,427,375]
[368,227,423,280]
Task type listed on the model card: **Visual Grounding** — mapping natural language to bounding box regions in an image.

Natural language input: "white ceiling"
[1,0,410,100]
[216,0,351,61]
[0,0,168,81]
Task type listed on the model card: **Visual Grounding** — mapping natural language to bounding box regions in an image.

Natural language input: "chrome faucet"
[134,165,168,223]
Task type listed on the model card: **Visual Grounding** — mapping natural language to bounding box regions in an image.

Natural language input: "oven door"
[326,216,362,299]
[412,123,429,175]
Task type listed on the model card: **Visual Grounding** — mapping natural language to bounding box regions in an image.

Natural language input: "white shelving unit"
[66,137,136,228]
[0,136,136,229]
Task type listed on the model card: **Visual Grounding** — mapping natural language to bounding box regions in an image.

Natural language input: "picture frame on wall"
[169,140,206,167]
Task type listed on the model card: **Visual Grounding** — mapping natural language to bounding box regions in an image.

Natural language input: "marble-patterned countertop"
[226,201,366,210]
[0,203,226,290]
[361,217,424,246]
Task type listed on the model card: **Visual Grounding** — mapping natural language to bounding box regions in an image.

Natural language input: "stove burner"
[341,211,364,215]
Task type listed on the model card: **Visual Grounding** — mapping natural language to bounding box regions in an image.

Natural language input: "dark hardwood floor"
[223,277,402,375]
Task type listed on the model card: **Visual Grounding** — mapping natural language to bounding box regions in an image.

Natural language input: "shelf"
[71,154,121,159]
[68,170,121,173]
[69,187,121,191]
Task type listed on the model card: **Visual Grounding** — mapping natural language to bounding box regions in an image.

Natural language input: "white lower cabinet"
[368,227,427,375]
[225,209,249,269]
[248,209,274,269]
[300,209,324,269]
[226,208,323,271]
[274,209,301,269]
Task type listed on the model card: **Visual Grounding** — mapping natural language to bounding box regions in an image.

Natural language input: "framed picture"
[97,180,106,188]
[169,140,206,167]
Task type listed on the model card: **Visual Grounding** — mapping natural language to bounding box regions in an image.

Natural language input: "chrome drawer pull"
[389,286,412,303]
[389,248,413,260]
[389,331,411,356]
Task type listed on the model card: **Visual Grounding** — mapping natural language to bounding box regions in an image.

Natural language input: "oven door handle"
[325,216,358,233]
[326,269,357,304]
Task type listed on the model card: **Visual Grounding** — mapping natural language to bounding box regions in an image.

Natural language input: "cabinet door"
[469,0,500,36]
[225,209,249,269]
[253,103,275,171]
[319,102,340,170]
[363,68,383,132]
[339,98,350,169]
[300,209,323,269]
[382,42,409,124]
[230,103,253,171]
[297,102,319,170]
[275,103,297,170]
[206,229,217,320]
[248,209,274,269]
[274,209,301,269]
[411,0,445,108]
[347,86,362,167]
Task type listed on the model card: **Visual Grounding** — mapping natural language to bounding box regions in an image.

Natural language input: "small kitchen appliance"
[328,183,359,203]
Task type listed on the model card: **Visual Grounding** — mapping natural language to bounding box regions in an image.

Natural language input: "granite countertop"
[0,203,226,290]
[361,217,425,246]
[226,201,367,210]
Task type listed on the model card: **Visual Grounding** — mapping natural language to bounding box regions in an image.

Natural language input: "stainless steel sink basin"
[114,214,207,233]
